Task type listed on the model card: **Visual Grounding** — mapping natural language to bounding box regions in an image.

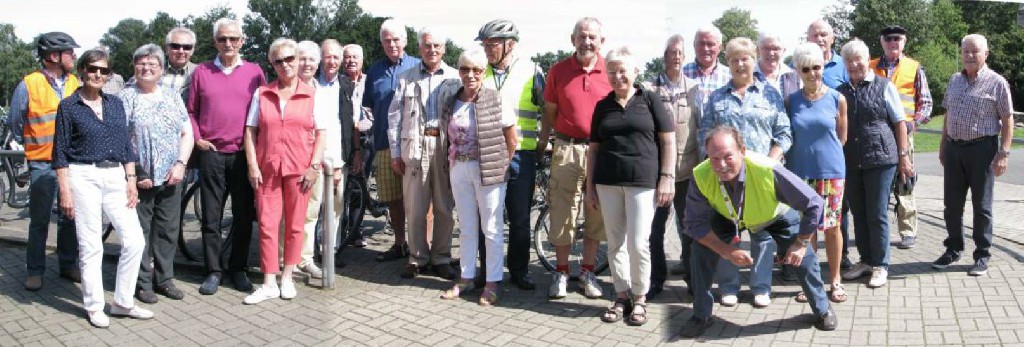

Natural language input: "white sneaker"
[548,272,568,299]
[110,305,154,319]
[720,293,738,307]
[867,267,888,288]
[280,280,297,300]
[243,285,281,304]
[297,262,323,279]
[581,271,603,299]
[752,294,771,308]
[842,262,872,280]
[88,310,109,328]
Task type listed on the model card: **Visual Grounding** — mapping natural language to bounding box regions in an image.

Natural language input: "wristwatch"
[998,150,1011,157]
[899,150,909,157]
[311,163,322,170]
[797,237,811,247]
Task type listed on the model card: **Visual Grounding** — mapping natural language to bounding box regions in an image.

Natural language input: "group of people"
[11,13,1013,339]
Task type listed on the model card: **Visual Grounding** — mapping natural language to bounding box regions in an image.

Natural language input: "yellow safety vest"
[870,56,918,121]
[483,57,543,151]
[23,71,80,161]
[693,152,790,232]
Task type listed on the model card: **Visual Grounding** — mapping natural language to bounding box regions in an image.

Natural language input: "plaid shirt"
[876,55,933,125]
[942,66,1013,141]
[160,61,196,101]
[683,60,731,104]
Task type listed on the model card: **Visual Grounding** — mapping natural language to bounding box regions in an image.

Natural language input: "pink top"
[254,81,317,177]
[187,60,266,153]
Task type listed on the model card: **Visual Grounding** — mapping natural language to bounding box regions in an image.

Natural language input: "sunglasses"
[459,67,484,75]
[216,36,242,44]
[273,55,296,66]
[85,65,112,76]
[801,65,823,73]
[168,43,194,51]
[884,35,904,42]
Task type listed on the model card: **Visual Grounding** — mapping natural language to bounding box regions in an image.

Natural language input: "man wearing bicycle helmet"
[476,19,544,290]
[9,31,82,291]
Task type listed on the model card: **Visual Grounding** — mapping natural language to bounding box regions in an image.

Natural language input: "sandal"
[627,302,648,326]
[440,281,475,300]
[795,291,808,303]
[829,283,848,303]
[601,298,630,323]
[479,285,499,306]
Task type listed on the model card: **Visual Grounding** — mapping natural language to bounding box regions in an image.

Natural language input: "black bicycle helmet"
[476,19,519,41]
[36,32,79,55]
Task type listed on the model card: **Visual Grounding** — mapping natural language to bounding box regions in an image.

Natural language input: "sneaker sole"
[968,270,987,276]
[931,263,955,270]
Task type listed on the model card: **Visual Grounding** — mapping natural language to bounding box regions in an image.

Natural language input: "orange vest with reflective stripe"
[870,56,918,121]
[23,71,79,161]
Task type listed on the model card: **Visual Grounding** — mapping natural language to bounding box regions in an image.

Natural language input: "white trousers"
[450,160,506,282]
[301,170,345,265]
[70,164,145,312]
[596,184,655,295]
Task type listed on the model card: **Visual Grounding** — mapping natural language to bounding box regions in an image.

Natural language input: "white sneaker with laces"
[110,305,155,319]
[753,294,771,308]
[867,267,888,288]
[280,280,297,300]
[842,262,872,280]
[548,272,568,299]
[721,293,738,307]
[88,310,110,328]
[298,262,323,279]
[243,285,281,304]
[581,271,603,299]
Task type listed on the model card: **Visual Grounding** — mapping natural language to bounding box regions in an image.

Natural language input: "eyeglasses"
[884,35,904,42]
[459,67,484,75]
[134,61,161,69]
[801,65,823,73]
[168,43,194,51]
[272,55,296,66]
[216,36,242,44]
[480,41,505,48]
[85,65,112,76]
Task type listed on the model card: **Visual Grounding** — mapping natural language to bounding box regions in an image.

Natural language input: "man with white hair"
[755,32,799,98]
[869,25,932,250]
[806,19,848,89]
[683,26,731,102]
[188,18,266,295]
[162,27,198,101]
[387,28,460,279]
[933,34,1013,276]
[364,19,421,263]
[340,43,373,248]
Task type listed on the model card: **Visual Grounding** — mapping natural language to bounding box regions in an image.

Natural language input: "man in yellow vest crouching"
[8,32,83,291]
[678,125,837,338]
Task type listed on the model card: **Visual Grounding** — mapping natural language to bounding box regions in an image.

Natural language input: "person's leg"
[300,170,324,267]
[748,229,776,296]
[227,152,256,273]
[504,151,536,277]
[450,161,480,280]
[942,142,969,256]
[256,171,284,275]
[281,174,312,276]
[26,161,58,276]
[690,237,722,320]
[103,167,145,310]
[712,214,741,296]
[152,184,183,287]
[135,187,158,292]
[581,148,606,268]
[596,184,629,294]
[773,211,829,317]
[546,140,577,269]
[376,150,407,247]
[625,186,655,297]
[967,139,997,261]
[864,165,896,268]
[429,157,456,267]
[329,171,346,254]
[55,187,79,272]
[895,133,918,240]
[649,205,669,292]
[478,179,507,283]
[69,166,105,312]
[403,162,431,267]
[674,180,693,288]
[196,151,229,274]
[846,168,870,264]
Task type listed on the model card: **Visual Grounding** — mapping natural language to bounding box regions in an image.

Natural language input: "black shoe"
[815,306,838,331]
[645,286,664,301]
[376,244,409,262]
[840,255,853,271]
[932,250,961,270]
[434,264,456,280]
[968,258,989,276]
[60,268,82,283]
[135,289,159,304]
[155,283,185,300]
[780,264,798,282]
[678,316,714,338]
[401,264,423,278]
[198,273,221,295]
[229,271,253,292]
[509,272,536,290]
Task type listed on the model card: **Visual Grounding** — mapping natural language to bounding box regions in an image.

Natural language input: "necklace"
[802,84,824,99]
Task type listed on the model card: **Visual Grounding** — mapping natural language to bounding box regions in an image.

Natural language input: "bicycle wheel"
[177,182,201,262]
[532,205,610,279]
[335,174,368,255]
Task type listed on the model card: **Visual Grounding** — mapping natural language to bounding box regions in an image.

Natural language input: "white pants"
[70,164,145,312]
[450,160,506,282]
[596,184,655,295]
[301,170,345,265]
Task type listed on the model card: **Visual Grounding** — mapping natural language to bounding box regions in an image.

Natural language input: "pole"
[321,167,335,290]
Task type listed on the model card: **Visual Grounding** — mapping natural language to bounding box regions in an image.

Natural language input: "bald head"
[807,19,835,60]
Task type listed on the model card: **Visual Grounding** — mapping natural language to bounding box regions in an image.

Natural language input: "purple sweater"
[187,61,265,153]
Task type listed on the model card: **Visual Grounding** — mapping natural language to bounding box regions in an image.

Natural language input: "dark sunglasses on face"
[459,67,484,75]
[884,35,903,42]
[273,55,296,66]
[801,65,823,73]
[216,36,242,44]
[168,43,194,51]
[85,65,112,76]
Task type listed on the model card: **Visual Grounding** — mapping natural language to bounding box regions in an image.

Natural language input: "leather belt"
[73,160,121,168]
[948,135,996,146]
[454,154,476,162]
[424,127,440,137]
[554,132,588,144]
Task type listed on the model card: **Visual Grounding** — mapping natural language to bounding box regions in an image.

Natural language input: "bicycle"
[531,152,610,280]
[0,114,31,211]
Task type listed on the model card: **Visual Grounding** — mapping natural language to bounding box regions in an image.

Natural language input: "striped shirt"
[683,60,731,104]
[942,67,1013,141]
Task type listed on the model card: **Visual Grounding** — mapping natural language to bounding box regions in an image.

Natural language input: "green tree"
[100,18,149,78]
[531,50,572,73]
[849,0,932,57]
[639,57,664,83]
[243,0,330,74]
[822,0,854,45]
[713,8,759,48]
[0,23,37,106]
[956,1,1024,110]
[182,5,235,65]
[404,26,464,67]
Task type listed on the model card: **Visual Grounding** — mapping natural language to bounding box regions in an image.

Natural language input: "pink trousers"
[257,172,311,273]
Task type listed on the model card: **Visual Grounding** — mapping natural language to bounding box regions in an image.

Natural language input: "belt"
[554,132,588,144]
[73,160,121,168]
[948,135,996,146]
[424,127,440,137]
[454,154,476,162]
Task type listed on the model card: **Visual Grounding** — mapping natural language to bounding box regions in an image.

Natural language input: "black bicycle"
[0,114,31,211]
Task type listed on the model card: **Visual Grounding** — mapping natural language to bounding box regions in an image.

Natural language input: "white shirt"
[214,55,245,75]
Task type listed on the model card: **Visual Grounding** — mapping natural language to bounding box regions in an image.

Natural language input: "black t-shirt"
[590,85,674,188]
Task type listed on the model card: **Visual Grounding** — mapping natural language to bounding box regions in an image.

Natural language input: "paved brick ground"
[1,171,1023,346]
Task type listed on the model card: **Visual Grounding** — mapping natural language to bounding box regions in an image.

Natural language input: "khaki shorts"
[374,150,403,202]
[546,140,605,246]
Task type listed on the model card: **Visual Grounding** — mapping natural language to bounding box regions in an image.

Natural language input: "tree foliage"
[713,8,759,48]
[0,23,37,106]
[530,50,572,73]
[822,0,854,45]
[640,57,664,83]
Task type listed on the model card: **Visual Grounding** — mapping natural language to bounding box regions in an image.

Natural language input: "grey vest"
[440,87,511,186]
[838,77,898,169]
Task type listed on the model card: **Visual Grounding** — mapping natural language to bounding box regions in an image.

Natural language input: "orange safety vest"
[870,56,918,121]
[23,71,80,161]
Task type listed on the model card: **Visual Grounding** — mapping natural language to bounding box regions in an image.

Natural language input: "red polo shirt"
[543,55,612,139]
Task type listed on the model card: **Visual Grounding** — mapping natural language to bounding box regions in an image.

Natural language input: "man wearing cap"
[9,32,82,291]
[869,25,932,250]
[477,19,545,290]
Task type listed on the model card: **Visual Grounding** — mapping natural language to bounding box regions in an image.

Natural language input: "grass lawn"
[913,116,1023,152]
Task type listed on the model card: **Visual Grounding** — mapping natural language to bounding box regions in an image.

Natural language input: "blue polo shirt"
[362,55,421,151]
[821,51,849,89]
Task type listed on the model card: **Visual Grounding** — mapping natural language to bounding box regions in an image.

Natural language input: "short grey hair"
[757,31,785,48]
[165,27,196,45]
[133,43,166,67]
[694,26,723,44]
[379,19,407,42]
[321,39,343,56]
[457,50,488,70]
[573,17,603,37]
[724,37,757,61]
[605,46,638,71]
[212,18,242,38]
[267,38,297,62]
[791,42,824,69]
[807,19,834,36]
[840,39,870,64]
[343,44,364,57]
[297,40,321,64]
[961,34,989,52]
[664,34,686,52]
[417,27,448,47]
[704,125,746,151]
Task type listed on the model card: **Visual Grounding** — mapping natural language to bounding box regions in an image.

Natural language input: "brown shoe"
[400,264,421,278]
[24,276,42,291]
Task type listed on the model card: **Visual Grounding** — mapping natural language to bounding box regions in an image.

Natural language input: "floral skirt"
[806,178,845,230]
